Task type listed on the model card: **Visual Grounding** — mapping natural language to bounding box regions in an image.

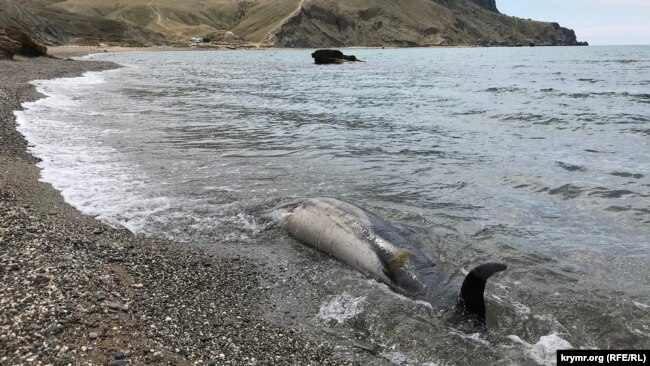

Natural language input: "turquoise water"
[17,46,650,365]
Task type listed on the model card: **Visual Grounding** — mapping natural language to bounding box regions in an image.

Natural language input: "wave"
[555,162,587,172]
[610,172,644,179]
[14,70,171,234]
[541,183,646,201]
[484,86,523,93]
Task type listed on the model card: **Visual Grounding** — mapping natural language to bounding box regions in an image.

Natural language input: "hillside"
[272,0,581,47]
[1,0,585,47]
[0,0,67,44]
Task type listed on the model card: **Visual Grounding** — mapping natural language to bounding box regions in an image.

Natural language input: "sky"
[497,0,650,45]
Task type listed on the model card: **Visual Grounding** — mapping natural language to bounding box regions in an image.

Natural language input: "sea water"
[16,46,650,365]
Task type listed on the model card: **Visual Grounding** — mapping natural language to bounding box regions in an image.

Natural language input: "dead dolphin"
[263,197,506,320]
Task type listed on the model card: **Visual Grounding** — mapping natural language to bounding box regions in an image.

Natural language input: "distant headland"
[1,0,587,55]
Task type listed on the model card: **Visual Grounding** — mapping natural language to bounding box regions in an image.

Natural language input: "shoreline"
[45,43,601,60]
[0,56,351,364]
[48,45,200,58]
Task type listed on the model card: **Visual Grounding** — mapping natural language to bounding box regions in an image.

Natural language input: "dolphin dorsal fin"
[459,263,507,320]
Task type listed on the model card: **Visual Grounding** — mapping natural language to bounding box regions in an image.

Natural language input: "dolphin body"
[264,197,506,320]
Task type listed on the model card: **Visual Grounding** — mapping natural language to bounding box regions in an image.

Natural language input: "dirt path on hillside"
[148,0,168,30]
[261,0,306,45]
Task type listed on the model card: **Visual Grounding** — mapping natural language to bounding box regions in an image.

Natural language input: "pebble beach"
[0,56,351,365]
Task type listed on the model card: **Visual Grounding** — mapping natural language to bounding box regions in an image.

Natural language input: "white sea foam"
[229,213,266,235]
[508,333,572,366]
[451,331,491,347]
[381,351,409,365]
[317,292,366,324]
[381,351,441,366]
[529,334,573,365]
[14,71,170,233]
[512,300,532,318]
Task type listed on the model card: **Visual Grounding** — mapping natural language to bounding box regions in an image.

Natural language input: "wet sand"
[0,56,351,365]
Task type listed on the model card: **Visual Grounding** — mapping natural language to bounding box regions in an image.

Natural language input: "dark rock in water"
[311,49,360,65]
[0,27,47,59]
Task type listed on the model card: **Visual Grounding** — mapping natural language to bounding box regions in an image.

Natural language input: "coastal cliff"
[0,0,67,45]
[271,0,581,47]
[0,0,164,46]
[0,0,585,48]
[472,0,499,13]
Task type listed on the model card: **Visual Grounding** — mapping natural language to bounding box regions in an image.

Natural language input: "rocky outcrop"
[0,0,68,45]
[311,49,360,64]
[0,27,48,59]
[0,36,19,59]
[273,0,582,47]
[1,0,164,46]
[472,0,499,13]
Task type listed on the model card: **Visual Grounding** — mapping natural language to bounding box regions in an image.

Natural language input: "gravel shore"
[0,56,352,365]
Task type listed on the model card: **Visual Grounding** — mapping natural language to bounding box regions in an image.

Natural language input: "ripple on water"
[546,184,584,200]
[555,162,587,172]
[317,293,366,324]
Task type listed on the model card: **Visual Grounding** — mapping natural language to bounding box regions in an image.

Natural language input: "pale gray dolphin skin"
[264,197,506,320]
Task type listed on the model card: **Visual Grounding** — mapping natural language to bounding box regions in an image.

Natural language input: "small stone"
[108,360,127,366]
[89,332,98,339]
[115,351,125,359]
[104,302,128,311]
[164,316,172,322]
[130,283,143,288]
[105,302,121,310]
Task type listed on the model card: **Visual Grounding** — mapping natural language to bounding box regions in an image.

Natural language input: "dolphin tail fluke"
[459,263,507,320]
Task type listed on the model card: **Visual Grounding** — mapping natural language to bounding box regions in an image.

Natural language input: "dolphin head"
[254,199,305,224]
